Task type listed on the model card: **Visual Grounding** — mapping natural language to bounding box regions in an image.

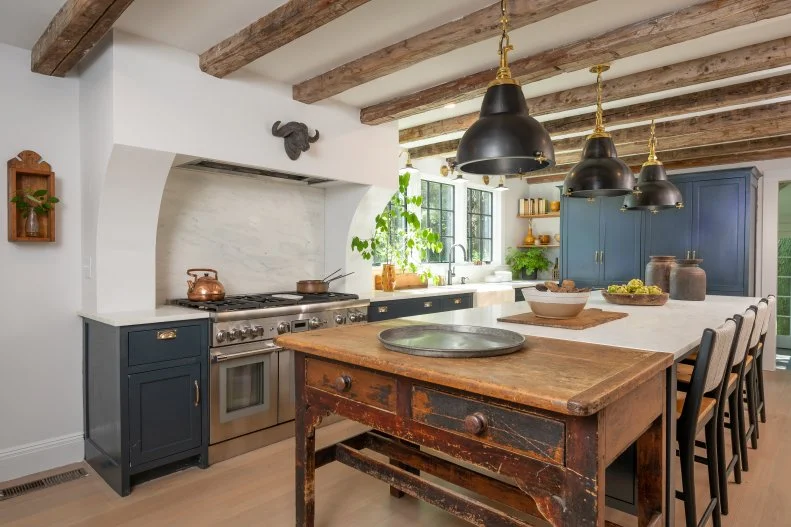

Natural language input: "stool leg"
[736,379,750,471]
[757,352,767,423]
[746,367,759,448]
[716,406,729,515]
[679,435,698,527]
[706,419,722,527]
[728,389,742,483]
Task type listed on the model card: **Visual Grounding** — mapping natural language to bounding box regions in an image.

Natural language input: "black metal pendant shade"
[623,121,684,212]
[456,83,554,176]
[563,136,635,197]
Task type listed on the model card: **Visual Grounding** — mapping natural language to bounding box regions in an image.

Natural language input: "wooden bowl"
[522,288,590,319]
[602,292,669,306]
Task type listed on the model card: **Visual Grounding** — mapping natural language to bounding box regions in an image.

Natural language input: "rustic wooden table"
[277,320,672,527]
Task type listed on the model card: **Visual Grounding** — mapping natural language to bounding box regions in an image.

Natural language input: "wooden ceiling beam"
[401,57,791,144]
[292,0,594,104]
[409,100,791,159]
[362,0,791,125]
[200,0,373,79]
[31,0,135,76]
[521,135,791,183]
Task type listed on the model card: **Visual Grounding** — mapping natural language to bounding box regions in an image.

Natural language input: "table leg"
[637,416,665,526]
[557,415,604,527]
[664,364,677,527]
[295,353,316,527]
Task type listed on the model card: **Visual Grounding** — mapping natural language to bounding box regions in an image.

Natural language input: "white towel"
[475,289,515,307]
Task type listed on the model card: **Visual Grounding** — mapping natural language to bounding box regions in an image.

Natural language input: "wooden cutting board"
[497,308,628,330]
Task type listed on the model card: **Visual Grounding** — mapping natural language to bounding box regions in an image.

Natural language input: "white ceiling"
[1,0,791,149]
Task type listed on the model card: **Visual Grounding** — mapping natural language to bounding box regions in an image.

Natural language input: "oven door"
[278,349,295,423]
[210,341,280,444]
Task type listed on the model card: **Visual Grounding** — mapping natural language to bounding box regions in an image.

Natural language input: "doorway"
[776,182,791,368]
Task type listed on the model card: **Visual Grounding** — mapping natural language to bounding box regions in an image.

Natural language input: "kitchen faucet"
[447,244,468,286]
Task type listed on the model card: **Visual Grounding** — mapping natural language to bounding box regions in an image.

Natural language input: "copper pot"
[296,280,329,294]
[187,268,225,301]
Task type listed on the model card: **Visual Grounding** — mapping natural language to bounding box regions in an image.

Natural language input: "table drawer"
[411,386,565,465]
[128,324,203,366]
[305,358,396,412]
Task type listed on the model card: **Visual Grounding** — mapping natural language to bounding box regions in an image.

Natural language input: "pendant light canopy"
[399,150,421,176]
[563,65,635,198]
[494,176,508,192]
[622,120,684,213]
[455,0,554,177]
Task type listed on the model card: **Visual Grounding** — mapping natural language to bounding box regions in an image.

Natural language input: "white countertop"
[406,292,759,359]
[79,306,211,327]
[370,280,542,301]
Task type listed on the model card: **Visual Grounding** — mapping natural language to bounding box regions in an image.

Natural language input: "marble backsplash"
[156,168,325,302]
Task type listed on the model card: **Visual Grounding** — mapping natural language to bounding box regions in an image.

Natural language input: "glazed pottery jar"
[645,256,676,293]
[524,226,536,246]
[381,264,397,292]
[670,259,706,301]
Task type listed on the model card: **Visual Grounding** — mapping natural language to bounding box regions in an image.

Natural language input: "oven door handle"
[211,344,285,363]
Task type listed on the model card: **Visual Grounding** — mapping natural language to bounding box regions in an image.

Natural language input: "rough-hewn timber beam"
[200,0,373,78]
[31,0,135,76]
[292,0,594,104]
[409,100,791,159]
[362,0,791,125]
[523,135,791,183]
[401,57,791,144]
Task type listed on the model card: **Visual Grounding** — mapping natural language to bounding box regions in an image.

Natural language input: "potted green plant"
[351,172,443,291]
[10,188,59,238]
[505,247,551,280]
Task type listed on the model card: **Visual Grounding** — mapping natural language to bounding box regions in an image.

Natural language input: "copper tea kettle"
[186,268,226,301]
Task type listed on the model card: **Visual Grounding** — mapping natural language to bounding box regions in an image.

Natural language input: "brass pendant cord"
[589,65,610,138]
[643,120,662,166]
[492,0,517,86]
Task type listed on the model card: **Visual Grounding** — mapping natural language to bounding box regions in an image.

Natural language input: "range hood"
[176,159,332,186]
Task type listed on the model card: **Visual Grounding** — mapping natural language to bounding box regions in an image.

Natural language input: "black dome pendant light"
[455,0,554,176]
[563,65,635,198]
[622,120,684,213]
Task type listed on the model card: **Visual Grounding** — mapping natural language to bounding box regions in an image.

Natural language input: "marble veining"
[156,168,325,301]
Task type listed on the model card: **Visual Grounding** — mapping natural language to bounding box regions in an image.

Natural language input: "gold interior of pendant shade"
[489,0,519,87]
[643,120,663,167]
[588,64,611,139]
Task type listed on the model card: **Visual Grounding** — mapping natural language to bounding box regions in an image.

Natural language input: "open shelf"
[517,212,560,219]
[518,244,560,249]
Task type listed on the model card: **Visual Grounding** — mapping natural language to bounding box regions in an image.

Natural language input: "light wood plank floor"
[2,370,791,526]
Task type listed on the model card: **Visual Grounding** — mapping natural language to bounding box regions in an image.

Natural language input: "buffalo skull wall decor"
[272,121,320,160]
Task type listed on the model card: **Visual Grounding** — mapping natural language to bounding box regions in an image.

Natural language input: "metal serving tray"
[378,324,525,358]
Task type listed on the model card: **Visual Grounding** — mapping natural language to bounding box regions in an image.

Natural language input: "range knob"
[252,325,265,337]
[228,328,240,341]
[348,312,358,323]
[216,330,228,343]
[357,311,367,322]
[334,313,346,325]
[277,322,291,335]
[308,317,325,330]
[240,326,252,339]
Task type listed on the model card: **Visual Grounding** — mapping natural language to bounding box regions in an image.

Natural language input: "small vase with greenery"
[351,172,443,290]
[505,247,551,280]
[10,189,59,237]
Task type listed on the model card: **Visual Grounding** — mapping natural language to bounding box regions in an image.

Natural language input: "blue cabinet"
[560,195,642,288]
[642,181,692,261]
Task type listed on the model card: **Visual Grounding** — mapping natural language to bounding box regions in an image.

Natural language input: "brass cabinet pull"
[378,306,389,313]
[600,251,604,264]
[453,298,462,305]
[193,380,200,407]
[424,301,433,308]
[157,329,177,340]
[692,250,697,259]
[333,375,352,393]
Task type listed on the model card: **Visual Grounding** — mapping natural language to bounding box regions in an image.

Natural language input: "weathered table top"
[277,319,672,417]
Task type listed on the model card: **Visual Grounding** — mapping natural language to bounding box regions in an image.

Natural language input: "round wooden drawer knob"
[463,412,488,436]
[333,375,352,392]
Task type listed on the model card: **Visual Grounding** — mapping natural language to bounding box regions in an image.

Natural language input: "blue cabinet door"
[600,196,643,286]
[561,196,601,287]
[692,177,747,295]
[642,181,693,266]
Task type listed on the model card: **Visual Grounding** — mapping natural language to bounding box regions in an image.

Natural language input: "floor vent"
[0,468,88,501]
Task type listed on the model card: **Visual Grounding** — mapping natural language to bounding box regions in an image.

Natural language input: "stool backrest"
[704,319,738,394]
[750,301,769,350]
[731,307,757,367]
[761,296,776,337]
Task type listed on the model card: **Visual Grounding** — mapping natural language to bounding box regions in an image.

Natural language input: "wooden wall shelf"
[518,245,560,249]
[517,212,560,219]
[7,150,56,242]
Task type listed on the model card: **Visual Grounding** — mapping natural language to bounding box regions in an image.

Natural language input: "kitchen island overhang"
[278,318,672,527]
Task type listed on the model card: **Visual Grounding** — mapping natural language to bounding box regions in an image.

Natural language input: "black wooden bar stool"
[743,300,768,449]
[676,319,737,527]
[755,295,775,423]
[678,307,755,516]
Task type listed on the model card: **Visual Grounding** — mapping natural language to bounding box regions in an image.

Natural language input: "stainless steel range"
[172,292,369,463]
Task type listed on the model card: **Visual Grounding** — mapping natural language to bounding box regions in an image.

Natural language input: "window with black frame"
[372,198,407,265]
[421,179,455,262]
[467,188,493,263]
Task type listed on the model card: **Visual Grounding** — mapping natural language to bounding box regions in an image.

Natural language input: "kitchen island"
[277,292,759,526]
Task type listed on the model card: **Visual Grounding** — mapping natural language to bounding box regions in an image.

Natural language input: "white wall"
[0,43,83,480]
[157,168,326,300]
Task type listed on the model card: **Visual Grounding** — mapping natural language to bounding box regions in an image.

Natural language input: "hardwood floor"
[2,370,791,526]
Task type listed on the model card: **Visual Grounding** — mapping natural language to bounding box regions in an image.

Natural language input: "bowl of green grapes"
[602,279,669,306]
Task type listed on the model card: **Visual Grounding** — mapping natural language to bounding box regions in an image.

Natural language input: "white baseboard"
[0,433,84,483]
